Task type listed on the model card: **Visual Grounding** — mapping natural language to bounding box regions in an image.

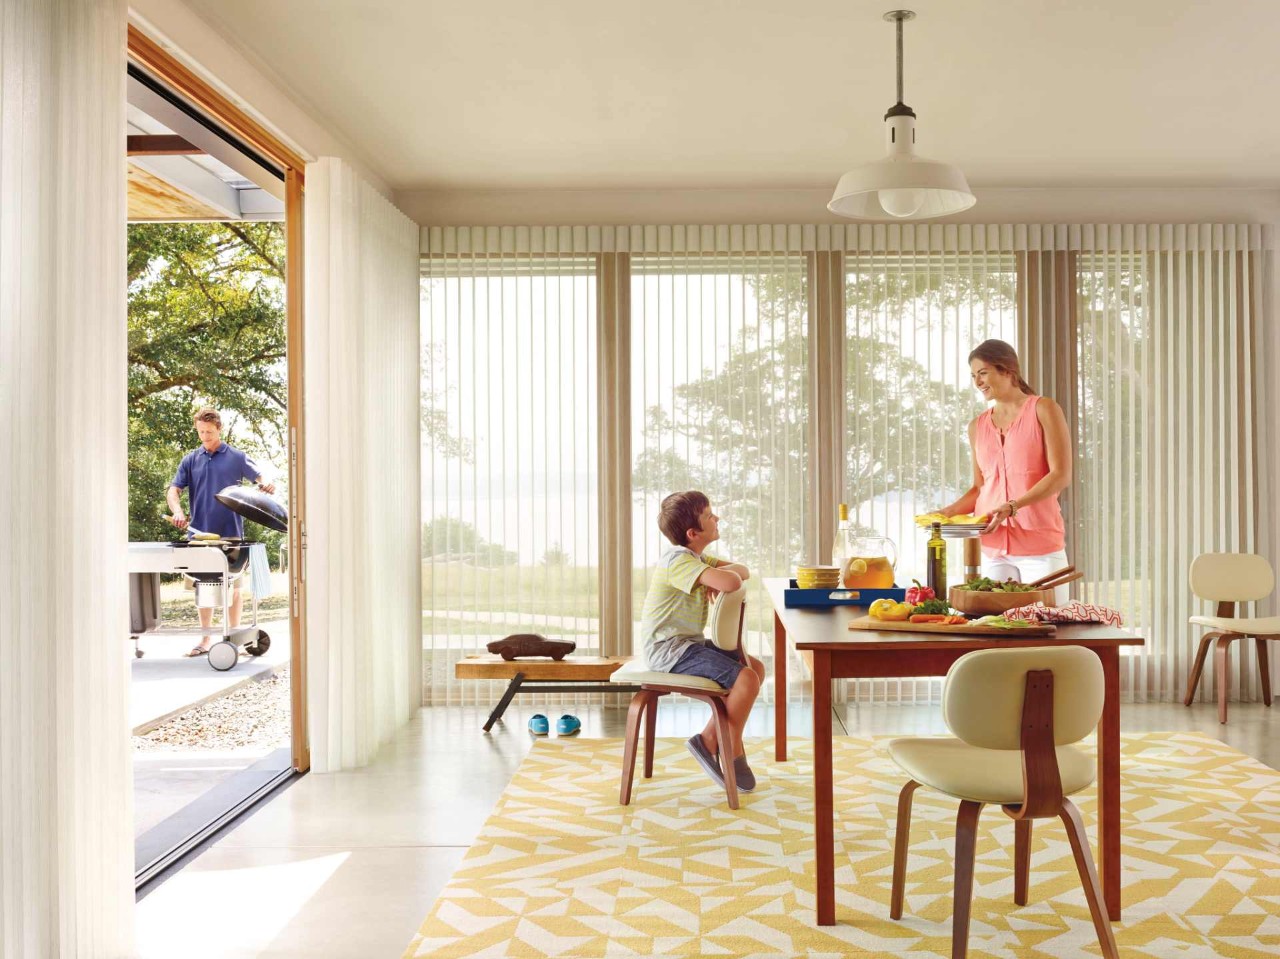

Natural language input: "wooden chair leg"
[1058,799,1119,959]
[619,692,647,805]
[890,780,920,920]
[1257,638,1273,707]
[708,696,739,809]
[1215,635,1235,724]
[643,690,659,778]
[951,801,984,959]
[1013,818,1032,906]
[1184,632,1217,705]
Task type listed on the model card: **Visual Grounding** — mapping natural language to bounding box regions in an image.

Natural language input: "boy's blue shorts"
[669,640,744,690]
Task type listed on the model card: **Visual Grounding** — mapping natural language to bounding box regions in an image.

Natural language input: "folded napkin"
[1002,600,1124,626]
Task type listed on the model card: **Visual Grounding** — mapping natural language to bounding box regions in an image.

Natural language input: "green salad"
[954,577,1040,593]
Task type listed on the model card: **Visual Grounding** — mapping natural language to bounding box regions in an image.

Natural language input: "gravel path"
[133,667,291,752]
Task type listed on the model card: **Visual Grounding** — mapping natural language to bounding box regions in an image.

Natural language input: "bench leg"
[483,672,525,731]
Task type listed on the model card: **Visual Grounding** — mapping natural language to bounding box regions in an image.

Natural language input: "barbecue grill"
[127,484,287,671]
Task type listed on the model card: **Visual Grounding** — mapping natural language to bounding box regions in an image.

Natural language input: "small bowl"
[948,586,1053,616]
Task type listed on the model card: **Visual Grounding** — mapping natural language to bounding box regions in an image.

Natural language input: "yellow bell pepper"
[868,598,897,620]
[882,602,915,622]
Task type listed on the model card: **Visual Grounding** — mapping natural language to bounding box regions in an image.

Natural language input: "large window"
[421,257,598,703]
[844,254,1019,586]
[421,226,1267,706]
[630,254,809,664]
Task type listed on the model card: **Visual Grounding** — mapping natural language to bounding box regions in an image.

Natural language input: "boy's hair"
[658,490,710,547]
[193,406,222,428]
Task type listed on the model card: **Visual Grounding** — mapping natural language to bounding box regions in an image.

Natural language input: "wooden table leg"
[813,650,835,925]
[774,611,788,761]
[1096,646,1121,921]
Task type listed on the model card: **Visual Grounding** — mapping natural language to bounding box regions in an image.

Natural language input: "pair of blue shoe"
[529,714,580,736]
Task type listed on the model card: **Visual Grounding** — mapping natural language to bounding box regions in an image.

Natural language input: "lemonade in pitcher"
[842,533,897,589]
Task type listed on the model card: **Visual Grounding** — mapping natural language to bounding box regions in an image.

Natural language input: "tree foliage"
[631,266,1010,566]
[128,222,287,558]
[422,517,517,566]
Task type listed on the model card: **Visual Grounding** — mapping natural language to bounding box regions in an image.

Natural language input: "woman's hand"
[982,503,1014,534]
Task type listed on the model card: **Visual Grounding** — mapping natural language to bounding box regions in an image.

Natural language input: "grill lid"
[215,485,288,533]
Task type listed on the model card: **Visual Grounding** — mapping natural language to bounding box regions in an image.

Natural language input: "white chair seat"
[888,737,1095,804]
[608,659,723,692]
[1189,614,1280,635]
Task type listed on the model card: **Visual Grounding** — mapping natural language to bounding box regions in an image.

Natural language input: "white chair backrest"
[1189,552,1274,603]
[707,587,746,651]
[943,646,1103,750]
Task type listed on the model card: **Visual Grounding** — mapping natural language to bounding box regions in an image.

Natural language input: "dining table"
[764,577,1144,927]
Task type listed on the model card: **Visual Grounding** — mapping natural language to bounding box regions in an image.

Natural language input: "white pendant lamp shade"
[829,115,975,219]
[828,10,975,220]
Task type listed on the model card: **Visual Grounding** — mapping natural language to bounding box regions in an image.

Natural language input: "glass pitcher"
[842,532,897,589]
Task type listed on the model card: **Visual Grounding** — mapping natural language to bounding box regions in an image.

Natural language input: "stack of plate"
[796,565,842,589]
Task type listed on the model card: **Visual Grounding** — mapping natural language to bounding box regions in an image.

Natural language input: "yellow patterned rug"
[404,733,1280,958]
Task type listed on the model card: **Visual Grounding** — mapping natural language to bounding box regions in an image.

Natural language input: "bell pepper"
[868,598,897,620]
[884,602,915,621]
[904,579,935,605]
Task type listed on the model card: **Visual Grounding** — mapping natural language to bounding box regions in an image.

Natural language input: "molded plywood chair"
[887,646,1117,959]
[610,587,747,809]
[1183,552,1279,724]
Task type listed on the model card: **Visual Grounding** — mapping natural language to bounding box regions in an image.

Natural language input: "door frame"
[127,25,311,772]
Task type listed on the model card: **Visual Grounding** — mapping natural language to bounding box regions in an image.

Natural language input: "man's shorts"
[669,640,745,690]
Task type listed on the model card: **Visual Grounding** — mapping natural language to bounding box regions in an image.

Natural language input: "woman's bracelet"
[1006,500,1019,517]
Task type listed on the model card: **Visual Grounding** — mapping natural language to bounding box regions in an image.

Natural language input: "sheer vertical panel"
[0,1,133,955]
[1077,226,1268,703]
[630,232,810,703]
[305,158,422,771]
[844,226,1019,704]
[421,228,600,704]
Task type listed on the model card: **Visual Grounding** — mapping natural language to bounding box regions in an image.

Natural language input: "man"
[167,406,275,656]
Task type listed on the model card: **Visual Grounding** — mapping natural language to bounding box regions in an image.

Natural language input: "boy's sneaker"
[686,734,726,790]
[732,755,756,792]
[528,714,549,736]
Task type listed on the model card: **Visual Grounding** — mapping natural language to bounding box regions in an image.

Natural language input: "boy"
[640,491,767,791]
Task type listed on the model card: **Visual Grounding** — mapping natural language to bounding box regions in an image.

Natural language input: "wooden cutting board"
[849,616,1056,637]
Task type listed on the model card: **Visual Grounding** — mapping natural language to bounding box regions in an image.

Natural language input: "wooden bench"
[454,655,640,731]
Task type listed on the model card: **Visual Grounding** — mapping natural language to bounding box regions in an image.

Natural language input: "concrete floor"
[134,698,1280,959]
[130,615,290,733]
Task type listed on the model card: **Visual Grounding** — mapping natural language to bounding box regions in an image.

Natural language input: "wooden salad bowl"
[948,585,1053,616]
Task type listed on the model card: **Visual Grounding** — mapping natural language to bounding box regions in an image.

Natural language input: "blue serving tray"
[784,580,906,608]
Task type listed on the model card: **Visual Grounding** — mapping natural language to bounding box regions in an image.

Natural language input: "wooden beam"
[127,134,200,156]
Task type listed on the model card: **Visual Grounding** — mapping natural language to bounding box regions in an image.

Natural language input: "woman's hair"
[967,339,1035,395]
[658,490,710,547]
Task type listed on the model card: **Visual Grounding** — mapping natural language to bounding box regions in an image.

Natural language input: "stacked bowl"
[796,565,842,589]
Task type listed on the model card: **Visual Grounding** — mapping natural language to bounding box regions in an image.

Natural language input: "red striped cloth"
[1003,600,1124,626]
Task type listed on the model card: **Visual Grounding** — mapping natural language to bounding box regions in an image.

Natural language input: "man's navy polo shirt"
[171,443,263,538]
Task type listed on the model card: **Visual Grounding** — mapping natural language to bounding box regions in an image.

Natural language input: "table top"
[764,577,1144,651]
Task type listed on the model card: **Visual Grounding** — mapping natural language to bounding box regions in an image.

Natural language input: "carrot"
[943,615,968,625]
[910,614,949,623]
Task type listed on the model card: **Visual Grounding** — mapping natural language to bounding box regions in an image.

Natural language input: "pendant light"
[828,10,975,220]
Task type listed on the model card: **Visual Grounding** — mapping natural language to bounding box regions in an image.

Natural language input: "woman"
[937,339,1073,603]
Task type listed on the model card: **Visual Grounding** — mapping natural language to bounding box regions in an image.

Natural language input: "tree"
[631,267,1000,568]
[422,516,517,566]
[128,222,287,560]
[541,543,571,567]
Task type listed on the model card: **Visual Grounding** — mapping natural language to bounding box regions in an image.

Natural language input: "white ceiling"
[183,0,1280,192]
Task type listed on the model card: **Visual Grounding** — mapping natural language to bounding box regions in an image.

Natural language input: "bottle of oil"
[926,522,947,599]
[831,502,852,571]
